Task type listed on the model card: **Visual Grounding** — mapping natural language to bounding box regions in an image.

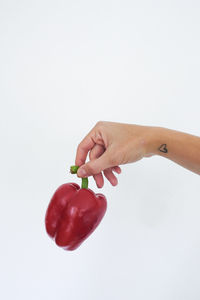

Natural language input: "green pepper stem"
[70,165,79,174]
[81,177,88,189]
[70,165,88,189]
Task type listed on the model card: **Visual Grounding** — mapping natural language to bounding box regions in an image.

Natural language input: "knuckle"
[96,120,105,128]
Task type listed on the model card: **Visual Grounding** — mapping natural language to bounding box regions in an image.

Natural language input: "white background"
[0,0,200,299]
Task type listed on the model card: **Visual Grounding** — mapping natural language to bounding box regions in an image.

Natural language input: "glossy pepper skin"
[45,178,107,251]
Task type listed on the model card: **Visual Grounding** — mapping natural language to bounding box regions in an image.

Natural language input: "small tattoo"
[159,144,168,153]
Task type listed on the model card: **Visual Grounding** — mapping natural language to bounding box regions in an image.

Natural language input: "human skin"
[75,121,200,188]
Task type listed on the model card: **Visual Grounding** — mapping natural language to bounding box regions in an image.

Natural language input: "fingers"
[75,133,96,166]
[93,173,104,188]
[103,168,118,186]
[86,145,122,188]
[77,149,122,187]
[75,122,107,167]
[89,144,105,188]
[112,166,121,174]
[77,149,112,177]
[75,122,122,187]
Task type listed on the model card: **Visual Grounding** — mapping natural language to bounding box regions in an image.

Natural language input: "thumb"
[77,150,112,177]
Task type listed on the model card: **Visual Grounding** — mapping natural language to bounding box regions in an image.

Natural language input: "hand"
[75,121,155,188]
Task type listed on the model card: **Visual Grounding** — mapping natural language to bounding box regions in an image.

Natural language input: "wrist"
[144,126,168,157]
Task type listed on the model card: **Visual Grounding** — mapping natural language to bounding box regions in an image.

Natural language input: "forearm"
[148,127,200,175]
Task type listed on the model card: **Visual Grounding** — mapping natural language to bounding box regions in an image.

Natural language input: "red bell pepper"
[45,165,107,251]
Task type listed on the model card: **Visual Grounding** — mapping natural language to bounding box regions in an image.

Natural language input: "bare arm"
[150,127,200,175]
[75,121,200,188]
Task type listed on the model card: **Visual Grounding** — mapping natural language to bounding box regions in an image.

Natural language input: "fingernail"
[77,168,87,177]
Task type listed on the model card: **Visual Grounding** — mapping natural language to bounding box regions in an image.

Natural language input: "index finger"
[75,133,96,166]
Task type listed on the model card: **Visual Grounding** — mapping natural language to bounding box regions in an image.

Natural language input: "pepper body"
[45,183,107,250]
